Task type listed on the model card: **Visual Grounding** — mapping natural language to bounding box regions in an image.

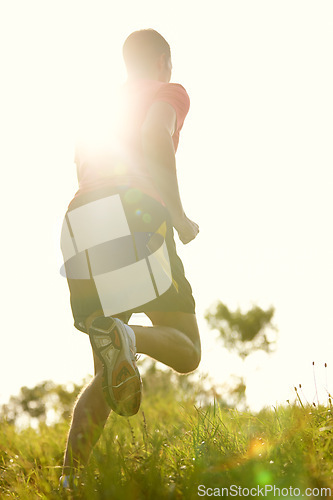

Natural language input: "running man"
[60,29,201,485]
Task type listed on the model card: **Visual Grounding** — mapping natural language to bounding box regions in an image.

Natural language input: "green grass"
[1,384,333,499]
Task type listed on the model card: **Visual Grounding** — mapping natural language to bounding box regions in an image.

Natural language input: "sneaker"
[89,317,142,416]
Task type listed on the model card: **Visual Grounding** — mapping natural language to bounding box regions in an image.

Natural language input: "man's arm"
[142,101,199,244]
[142,102,184,220]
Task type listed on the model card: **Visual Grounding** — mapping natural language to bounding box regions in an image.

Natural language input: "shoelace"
[129,345,140,362]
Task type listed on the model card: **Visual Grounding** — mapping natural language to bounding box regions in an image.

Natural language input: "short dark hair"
[123,29,171,73]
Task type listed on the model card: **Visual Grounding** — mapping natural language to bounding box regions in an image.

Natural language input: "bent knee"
[176,343,201,374]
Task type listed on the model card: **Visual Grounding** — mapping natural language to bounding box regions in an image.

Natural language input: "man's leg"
[132,311,201,374]
[62,312,111,475]
[62,310,201,474]
[62,354,111,474]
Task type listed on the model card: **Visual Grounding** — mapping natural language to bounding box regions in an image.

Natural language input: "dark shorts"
[60,185,196,333]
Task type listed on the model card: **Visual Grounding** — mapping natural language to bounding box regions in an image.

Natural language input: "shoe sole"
[89,317,142,416]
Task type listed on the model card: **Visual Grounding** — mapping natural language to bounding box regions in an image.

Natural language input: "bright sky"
[1,0,333,412]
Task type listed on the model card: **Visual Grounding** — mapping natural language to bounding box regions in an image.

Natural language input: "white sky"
[1,0,333,412]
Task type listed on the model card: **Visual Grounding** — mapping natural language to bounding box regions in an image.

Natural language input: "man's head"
[123,29,172,83]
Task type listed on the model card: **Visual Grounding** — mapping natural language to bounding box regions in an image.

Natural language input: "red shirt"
[73,79,190,204]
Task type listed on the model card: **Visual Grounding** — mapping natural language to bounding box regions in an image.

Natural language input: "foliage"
[1,393,333,499]
[1,358,332,497]
[205,302,277,359]
[0,379,88,426]
[0,360,223,427]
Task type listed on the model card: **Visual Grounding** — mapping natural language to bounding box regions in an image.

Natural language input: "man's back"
[73,79,190,204]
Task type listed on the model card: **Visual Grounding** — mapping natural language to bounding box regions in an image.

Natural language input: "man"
[60,28,201,486]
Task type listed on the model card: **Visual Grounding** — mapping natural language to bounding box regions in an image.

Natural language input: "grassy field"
[1,375,333,499]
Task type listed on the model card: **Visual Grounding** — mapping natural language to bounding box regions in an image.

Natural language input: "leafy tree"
[0,379,87,426]
[205,302,277,359]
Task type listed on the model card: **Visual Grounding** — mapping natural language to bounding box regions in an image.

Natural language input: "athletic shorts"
[60,185,196,333]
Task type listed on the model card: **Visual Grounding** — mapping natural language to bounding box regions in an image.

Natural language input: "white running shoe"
[89,317,142,416]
